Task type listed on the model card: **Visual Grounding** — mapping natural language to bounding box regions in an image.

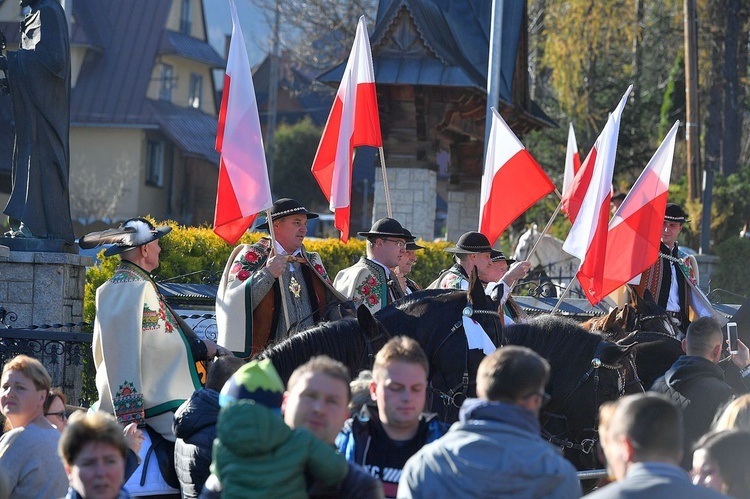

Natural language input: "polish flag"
[479,108,555,245]
[213,0,272,244]
[562,123,581,196]
[311,16,381,242]
[561,138,597,222]
[590,121,680,303]
[562,85,632,304]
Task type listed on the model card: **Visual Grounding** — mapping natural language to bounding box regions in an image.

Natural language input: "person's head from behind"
[692,430,750,497]
[59,411,129,499]
[370,337,428,438]
[219,359,285,413]
[349,370,373,415]
[684,317,723,362]
[282,356,351,444]
[205,356,246,393]
[0,354,51,428]
[476,346,550,416]
[44,387,68,432]
[602,393,682,481]
[714,394,750,432]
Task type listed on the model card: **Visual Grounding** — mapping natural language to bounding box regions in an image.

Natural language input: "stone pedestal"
[372,167,437,240]
[0,250,92,329]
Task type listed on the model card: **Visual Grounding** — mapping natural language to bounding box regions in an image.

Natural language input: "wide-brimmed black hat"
[611,192,627,203]
[491,250,516,265]
[664,203,689,223]
[256,198,319,230]
[79,218,172,257]
[402,228,425,250]
[445,231,496,254]
[357,218,415,241]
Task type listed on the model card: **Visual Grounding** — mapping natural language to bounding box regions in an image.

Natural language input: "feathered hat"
[79,218,172,257]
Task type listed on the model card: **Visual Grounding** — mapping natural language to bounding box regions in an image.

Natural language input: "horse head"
[505,315,639,472]
[617,330,683,390]
[513,224,540,265]
[628,286,678,337]
[583,308,627,342]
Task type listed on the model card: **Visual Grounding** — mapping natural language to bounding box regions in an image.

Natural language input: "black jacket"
[651,356,736,468]
[173,388,220,498]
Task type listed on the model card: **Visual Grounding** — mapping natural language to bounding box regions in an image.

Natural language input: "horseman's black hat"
[402,228,424,250]
[358,218,415,241]
[445,231,502,259]
[491,250,516,265]
[256,198,319,230]
[664,203,689,223]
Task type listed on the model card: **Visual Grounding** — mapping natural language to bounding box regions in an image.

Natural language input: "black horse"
[505,315,637,473]
[258,270,503,423]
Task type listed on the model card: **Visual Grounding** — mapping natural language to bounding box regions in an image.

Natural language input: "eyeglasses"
[382,238,406,249]
[524,391,551,407]
[45,411,67,420]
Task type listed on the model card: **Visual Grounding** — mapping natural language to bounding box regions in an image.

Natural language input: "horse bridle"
[635,312,680,339]
[540,340,630,456]
[428,305,502,410]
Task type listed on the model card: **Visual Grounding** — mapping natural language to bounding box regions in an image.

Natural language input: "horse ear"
[602,341,637,366]
[356,304,380,338]
[604,308,618,329]
[467,267,484,306]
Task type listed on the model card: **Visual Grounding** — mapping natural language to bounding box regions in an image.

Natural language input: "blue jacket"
[335,404,447,466]
[173,388,220,498]
[398,398,582,499]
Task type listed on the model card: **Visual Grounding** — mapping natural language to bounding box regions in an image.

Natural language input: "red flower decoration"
[231,263,242,273]
[368,276,377,287]
[237,270,251,281]
[244,251,259,263]
[368,294,378,305]
[121,387,132,395]
[165,321,173,332]
[314,264,325,275]
[361,285,370,295]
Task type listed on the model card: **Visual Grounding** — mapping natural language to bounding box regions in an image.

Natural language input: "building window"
[180,0,192,34]
[146,140,164,187]
[189,73,202,109]
[159,64,174,101]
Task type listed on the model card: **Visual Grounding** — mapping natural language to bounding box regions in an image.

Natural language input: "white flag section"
[563,86,632,261]
[213,0,272,244]
[562,123,581,196]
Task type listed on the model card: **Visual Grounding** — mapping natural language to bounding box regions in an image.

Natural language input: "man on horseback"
[334,218,415,313]
[216,198,341,356]
[632,203,709,337]
[392,228,424,294]
[428,232,530,319]
[485,251,527,325]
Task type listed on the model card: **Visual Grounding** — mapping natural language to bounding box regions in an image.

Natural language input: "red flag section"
[590,121,680,303]
[562,86,632,304]
[213,0,273,244]
[561,145,597,222]
[562,123,581,196]
[311,16,381,242]
[479,108,555,245]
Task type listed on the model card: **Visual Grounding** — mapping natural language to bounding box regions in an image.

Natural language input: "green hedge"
[84,222,457,322]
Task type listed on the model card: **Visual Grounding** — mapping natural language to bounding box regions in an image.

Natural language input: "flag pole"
[379,146,392,217]
[551,275,576,314]
[265,208,292,331]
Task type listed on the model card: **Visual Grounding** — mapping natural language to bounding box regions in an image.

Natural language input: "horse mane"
[256,316,364,383]
[505,314,603,367]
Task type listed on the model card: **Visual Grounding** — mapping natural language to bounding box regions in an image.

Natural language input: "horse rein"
[428,305,502,410]
[540,340,628,455]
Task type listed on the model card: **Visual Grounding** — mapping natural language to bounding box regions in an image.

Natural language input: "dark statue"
[0,0,75,248]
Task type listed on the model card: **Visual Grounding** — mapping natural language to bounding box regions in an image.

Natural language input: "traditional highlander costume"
[216,199,338,356]
[333,219,414,313]
[89,220,205,441]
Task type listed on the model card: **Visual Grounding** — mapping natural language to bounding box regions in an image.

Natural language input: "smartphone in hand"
[726,321,739,354]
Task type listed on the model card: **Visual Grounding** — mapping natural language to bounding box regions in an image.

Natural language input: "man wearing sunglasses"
[334,218,414,313]
[398,346,581,498]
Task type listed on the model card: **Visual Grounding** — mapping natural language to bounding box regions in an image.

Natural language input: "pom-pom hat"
[219,358,285,410]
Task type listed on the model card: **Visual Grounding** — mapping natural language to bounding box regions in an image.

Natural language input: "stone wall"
[0,249,91,329]
[446,188,480,242]
[372,167,436,240]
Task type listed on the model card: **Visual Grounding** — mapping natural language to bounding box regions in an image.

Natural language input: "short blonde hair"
[2,355,51,394]
[59,411,129,466]
[372,336,428,382]
[714,394,750,432]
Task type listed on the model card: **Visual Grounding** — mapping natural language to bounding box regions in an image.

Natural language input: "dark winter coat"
[173,388,221,498]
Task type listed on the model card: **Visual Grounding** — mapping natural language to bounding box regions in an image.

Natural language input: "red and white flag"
[311,16,381,242]
[213,0,272,244]
[479,107,555,245]
[562,85,632,304]
[590,121,679,303]
[562,123,581,196]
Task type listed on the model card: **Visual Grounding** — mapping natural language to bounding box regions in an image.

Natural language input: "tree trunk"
[721,0,747,175]
[703,0,726,178]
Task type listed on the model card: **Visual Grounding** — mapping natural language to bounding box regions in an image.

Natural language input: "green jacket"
[213,400,348,499]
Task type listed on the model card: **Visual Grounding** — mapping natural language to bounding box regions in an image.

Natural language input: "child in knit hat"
[211,358,348,498]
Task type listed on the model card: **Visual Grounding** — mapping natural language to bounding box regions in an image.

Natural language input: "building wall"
[69,127,143,224]
[146,55,217,116]
[372,167,436,242]
[167,0,207,39]
[446,189,480,243]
